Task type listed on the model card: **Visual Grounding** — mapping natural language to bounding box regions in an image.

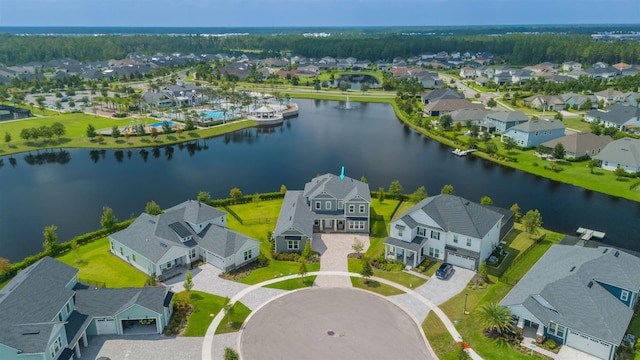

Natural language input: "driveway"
[81,334,201,360]
[414,266,475,305]
[312,233,369,287]
[164,263,249,298]
[556,345,601,360]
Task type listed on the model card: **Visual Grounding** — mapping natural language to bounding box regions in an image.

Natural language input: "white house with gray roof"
[500,245,640,360]
[584,105,640,132]
[502,119,566,148]
[384,194,512,270]
[0,257,173,360]
[272,173,371,252]
[109,200,260,278]
[594,138,640,173]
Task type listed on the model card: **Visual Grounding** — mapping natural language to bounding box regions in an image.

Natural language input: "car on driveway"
[436,263,454,280]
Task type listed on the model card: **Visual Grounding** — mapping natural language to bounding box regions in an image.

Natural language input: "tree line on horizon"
[0,33,639,67]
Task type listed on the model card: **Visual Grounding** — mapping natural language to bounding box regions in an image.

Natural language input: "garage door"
[206,251,224,269]
[566,330,612,360]
[446,252,476,270]
[96,318,117,335]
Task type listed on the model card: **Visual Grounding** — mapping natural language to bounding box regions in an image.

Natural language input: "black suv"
[435,263,454,280]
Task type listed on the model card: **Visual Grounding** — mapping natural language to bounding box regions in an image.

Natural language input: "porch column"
[333,221,337,231]
[82,331,88,347]
[384,244,389,258]
[403,251,407,265]
[74,343,82,358]
[517,317,525,331]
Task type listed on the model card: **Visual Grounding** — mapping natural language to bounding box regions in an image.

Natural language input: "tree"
[440,184,454,195]
[378,187,385,202]
[86,124,97,138]
[298,257,308,283]
[521,209,542,236]
[590,122,603,136]
[360,175,367,183]
[477,260,488,281]
[360,258,373,284]
[4,132,11,147]
[476,302,512,335]
[223,297,234,326]
[487,98,497,107]
[184,119,195,131]
[453,122,462,133]
[388,180,403,199]
[480,196,493,205]
[411,186,428,202]
[615,167,627,179]
[439,114,453,130]
[0,257,10,272]
[100,206,117,231]
[503,136,517,152]
[552,143,566,160]
[485,141,498,154]
[183,270,194,292]
[145,200,162,215]
[150,127,159,141]
[51,122,66,140]
[588,159,600,174]
[111,126,121,139]
[162,120,172,134]
[352,237,365,254]
[510,203,521,222]
[70,238,82,264]
[280,184,287,193]
[197,191,211,203]
[224,348,239,360]
[230,187,243,201]
[302,241,314,258]
[43,224,58,254]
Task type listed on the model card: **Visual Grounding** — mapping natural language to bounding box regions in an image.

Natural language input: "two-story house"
[500,245,640,360]
[502,119,566,148]
[110,200,260,279]
[483,110,529,133]
[0,257,173,360]
[273,173,371,252]
[383,194,511,270]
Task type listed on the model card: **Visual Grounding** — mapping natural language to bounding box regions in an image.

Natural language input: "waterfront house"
[541,132,613,159]
[502,119,566,148]
[584,105,640,132]
[594,138,640,173]
[449,108,490,125]
[483,110,529,133]
[383,194,512,270]
[0,257,173,360]
[273,173,371,252]
[420,89,465,105]
[500,245,640,360]
[424,99,484,117]
[109,200,260,278]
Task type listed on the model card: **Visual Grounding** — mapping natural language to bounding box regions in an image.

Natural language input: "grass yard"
[562,116,591,132]
[263,276,316,290]
[486,224,544,278]
[350,277,405,296]
[214,301,252,335]
[56,237,147,288]
[370,199,400,220]
[347,258,427,288]
[239,260,320,285]
[174,291,230,337]
[422,312,462,360]
[500,230,564,283]
[223,199,283,256]
[392,200,417,220]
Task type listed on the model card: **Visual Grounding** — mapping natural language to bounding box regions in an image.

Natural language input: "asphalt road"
[239,288,434,360]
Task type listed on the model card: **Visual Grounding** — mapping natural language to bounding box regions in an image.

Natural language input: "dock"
[576,227,606,241]
[452,148,476,157]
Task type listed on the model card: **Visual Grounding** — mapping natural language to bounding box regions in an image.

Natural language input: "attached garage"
[205,251,224,269]
[121,318,159,335]
[565,330,613,360]
[446,252,476,270]
[95,318,117,335]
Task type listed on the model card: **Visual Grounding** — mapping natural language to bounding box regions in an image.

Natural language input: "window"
[428,247,440,258]
[132,254,136,262]
[315,201,321,210]
[326,201,331,210]
[548,322,566,338]
[66,302,71,313]
[338,200,343,209]
[398,230,403,237]
[349,204,355,213]
[348,221,366,230]
[621,290,630,302]
[287,240,299,250]
[535,131,539,136]
[190,248,196,258]
[467,238,472,247]
[120,247,123,255]
[453,235,459,243]
[417,227,426,237]
[166,261,172,268]
[359,204,365,213]
[244,249,253,261]
[58,313,62,321]
[431,231,440,240]
[314,220,320,226]
[50,336,62,358]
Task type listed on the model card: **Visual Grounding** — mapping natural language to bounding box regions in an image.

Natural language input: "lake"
[1,99,639,262]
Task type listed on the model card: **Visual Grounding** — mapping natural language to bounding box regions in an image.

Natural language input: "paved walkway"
[312,233,369,288]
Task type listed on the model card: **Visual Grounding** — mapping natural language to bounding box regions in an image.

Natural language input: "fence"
[497,233,546,285]
[79,278,107,288]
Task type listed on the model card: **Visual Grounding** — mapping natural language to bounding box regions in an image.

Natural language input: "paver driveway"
[312,233,369,287]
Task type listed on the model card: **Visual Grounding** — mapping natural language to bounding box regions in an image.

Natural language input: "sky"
[0,0,638,27]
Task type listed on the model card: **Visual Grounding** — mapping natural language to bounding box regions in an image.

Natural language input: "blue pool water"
[150,121,174,127]
[203,110,225,119]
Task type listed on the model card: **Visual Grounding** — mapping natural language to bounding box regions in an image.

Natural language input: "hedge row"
[206,192,285,207]
[0,219,134,284]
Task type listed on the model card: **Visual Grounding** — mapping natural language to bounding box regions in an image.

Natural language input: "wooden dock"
[452,148,476,157]
[576,227,606,241]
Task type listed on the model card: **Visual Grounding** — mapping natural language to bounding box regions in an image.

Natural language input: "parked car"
[436,263,454,280]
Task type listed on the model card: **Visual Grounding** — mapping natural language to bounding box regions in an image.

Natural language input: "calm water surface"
[1,99,639,262]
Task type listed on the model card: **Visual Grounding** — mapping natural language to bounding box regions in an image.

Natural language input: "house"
[584,105,640,132]
[475,65,495,78]
[562,61,582,72]
[272,173,371,252]
[499,245,640,360]
[511,69,534,84]
[420,89,465,105]
[449,108,490,125]
[594,138,640,173]
[0,257,173,360]
[459,67,475,79]
[523,95,565,111]
[594,89,624,106]
[561,93,597,110]
[109,200,261,278]
[502,120,566,148]
[157,79,204,107]
[424,99,485,117]
[584,67,621,80]
[383,194,512,269]
[493,72,512,85]
[483,110,529,133]
[541,132,613,159]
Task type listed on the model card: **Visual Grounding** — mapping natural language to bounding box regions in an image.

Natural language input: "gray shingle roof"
[385,236,428,252]
[449,108,490,122]
[586,105,640,126]
[510,119,565,132]
[303,173,371,203]
[594,138,640,167]
[500,245,640,344]
[400,194,503,238]
[197,224,259,257]
[273,191,314,238]
[542,132,613,156]
[486,110,529,123]
[168,199,225,224]
[74,287,170,317]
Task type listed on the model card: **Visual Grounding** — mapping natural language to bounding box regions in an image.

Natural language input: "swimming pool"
[202,110,225,119]
[150,121,174,128]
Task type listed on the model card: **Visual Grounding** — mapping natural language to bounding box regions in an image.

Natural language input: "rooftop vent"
[22,330,40,335]
[160,243,168,248]
[603,248,609,254]
[570,266,576,272]
[615,251,620,257]
[587,281,594,288]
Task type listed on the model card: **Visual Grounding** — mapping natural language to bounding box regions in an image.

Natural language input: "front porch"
[383,236,428,267]
[158,264,187,282]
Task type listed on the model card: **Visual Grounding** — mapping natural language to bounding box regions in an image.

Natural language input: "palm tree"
[476,302,512,335]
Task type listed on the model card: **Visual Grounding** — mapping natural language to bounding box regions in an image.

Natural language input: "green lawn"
[174,291,229,337]
[370,199,400,220]
[56,237,147,288]
[350,277,405,296]
[500,230,564,283]
[348,258,427,288]
[224,199,283,256]
[214,301,252,335]
[392,200,417,220]
[562,116,591,132]
[263,276,316,290]
[239,260,320,285]
[487,224,541,278]
[422,312,461,360]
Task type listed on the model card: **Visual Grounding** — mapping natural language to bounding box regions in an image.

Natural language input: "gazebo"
[254,106,276,119]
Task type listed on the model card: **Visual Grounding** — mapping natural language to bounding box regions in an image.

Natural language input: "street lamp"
[464,293,469,315]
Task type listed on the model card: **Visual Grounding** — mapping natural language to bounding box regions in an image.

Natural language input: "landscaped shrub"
[543,339,558,351]
[371,255,405,271]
